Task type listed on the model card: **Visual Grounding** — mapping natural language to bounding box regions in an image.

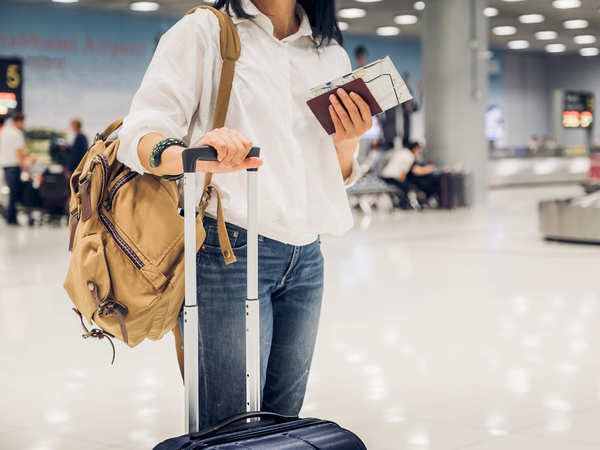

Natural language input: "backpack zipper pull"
[78,157,98,221]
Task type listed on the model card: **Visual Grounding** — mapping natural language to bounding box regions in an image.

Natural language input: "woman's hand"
[329,88,372,147]
[192,127,262,173]
[328,88,372,179]
[139,128,261,176]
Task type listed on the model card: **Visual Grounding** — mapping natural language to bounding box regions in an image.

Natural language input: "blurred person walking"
[0,112,26,225]
[66,118,89,173]
[118,0,372,431]
[354,44,368,67]
[401,72,419,147]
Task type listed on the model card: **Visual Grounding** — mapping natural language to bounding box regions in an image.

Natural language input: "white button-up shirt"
[118,1,359,245]
[0,123,25,168]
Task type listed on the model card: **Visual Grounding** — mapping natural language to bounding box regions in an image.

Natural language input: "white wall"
[545,54,600,145]
[501,51,600,148]
[503,52,551,148]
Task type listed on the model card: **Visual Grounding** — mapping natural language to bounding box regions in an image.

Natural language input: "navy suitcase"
[155,412,366,449]
[440,171,465,209]
[154,148,367,450]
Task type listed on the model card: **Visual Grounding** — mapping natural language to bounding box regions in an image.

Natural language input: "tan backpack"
[64,6,240,362]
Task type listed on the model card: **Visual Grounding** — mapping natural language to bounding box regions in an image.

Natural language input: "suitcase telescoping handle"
[181,146,261,434]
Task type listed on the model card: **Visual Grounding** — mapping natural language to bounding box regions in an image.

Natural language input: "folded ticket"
[306,56,413,134]
[308,56,412,111]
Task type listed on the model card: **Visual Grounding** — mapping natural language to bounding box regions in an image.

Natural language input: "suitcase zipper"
[95,154,145,270]
[197,418,324,447]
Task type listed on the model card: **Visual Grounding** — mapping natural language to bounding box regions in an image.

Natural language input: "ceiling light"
[580,47,599,56]
[376,26,400,37]
[574,35,596,45]
[535,31,558,40]
[508,40,530,50]
[52,0,79,3]
[414,1,426,11]
[484,7,499,17]
[356,0,382,2]
[493,26,517,36]
[546,43,566,53]
[552,0,582,9]
[563,19,588,30]
[394,15,418,25]
[129,1,159,11]
[337,21,349,31]
[337,8,366,19]
[519,14,545,24]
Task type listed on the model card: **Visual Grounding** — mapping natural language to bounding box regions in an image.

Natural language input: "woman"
[118,0,372,429]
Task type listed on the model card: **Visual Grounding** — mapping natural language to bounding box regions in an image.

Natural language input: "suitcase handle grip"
[182,146,261,173]
[190,411,298,440]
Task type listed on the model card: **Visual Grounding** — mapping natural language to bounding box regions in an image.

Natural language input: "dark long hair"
[213,0,343,46]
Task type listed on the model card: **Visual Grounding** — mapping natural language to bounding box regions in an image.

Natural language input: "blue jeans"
[3,167,21,224]
[195,217,324,429]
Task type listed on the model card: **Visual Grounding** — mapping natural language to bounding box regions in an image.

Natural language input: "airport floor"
[1,184,599,450]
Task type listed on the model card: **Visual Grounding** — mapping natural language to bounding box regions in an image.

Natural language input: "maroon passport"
[306,77,383,135]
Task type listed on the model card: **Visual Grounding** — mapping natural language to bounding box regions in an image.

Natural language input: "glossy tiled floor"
[1,185,599,450]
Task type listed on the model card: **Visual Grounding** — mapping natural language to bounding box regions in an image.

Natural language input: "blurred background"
[1,1,599,449]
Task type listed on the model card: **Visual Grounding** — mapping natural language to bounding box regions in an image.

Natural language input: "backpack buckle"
[199,185,215,211]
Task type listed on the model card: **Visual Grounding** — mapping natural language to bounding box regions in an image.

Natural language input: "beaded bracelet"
[149,137,186,169]
[162,174,184,181]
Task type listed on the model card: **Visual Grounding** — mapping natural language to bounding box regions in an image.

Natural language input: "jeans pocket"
[202,217,247,253]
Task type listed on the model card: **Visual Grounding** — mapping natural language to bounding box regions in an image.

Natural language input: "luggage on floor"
[155,412,366,450]
[153,147,367,450]
[20,180,42,210]
[440,171,465,209]
[39,165,69,217]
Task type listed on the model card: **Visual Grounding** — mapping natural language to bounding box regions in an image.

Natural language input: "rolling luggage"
[39,165,69,217]
[154,147,367,450]
[439,171,465,209]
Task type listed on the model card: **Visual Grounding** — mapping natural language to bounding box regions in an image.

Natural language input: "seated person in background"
[380,144,416,208]
[405,141,441,203]
[528,134,542,154]
[381,145,414,186]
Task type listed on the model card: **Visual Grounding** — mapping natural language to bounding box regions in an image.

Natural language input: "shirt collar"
[230,0,314,42]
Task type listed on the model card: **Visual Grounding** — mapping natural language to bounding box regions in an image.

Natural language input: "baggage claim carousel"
[539,191,600,244]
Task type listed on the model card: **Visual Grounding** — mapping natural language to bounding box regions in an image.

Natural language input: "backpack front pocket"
[64,234,111,320]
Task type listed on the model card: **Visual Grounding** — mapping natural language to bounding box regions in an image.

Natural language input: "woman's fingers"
[203,133,229,163]
[329,94,353,132]
[330,89,373,137]
[349,92,372,124]
[336,89,362,126]
[231,129,252,165]
[196,128,254,170]
[219,133,239,167]
[329,105,345,135]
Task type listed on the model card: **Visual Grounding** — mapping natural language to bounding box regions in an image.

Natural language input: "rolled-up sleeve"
[344,155,362,187]
[117,13,210,174]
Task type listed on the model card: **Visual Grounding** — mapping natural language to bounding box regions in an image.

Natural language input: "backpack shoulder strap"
[175,6,241,378]
[186,5,241,131]
[97,119,124,142]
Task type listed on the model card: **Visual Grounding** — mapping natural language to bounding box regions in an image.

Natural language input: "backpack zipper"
[105,172,138,212]
[95,154,145,270]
